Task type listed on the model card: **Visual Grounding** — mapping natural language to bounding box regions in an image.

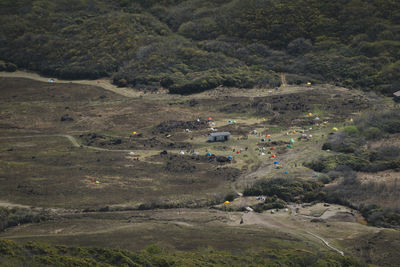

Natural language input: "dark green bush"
[356,110,400,135]
[0,207,50,232]
[322,132,365,153]
[306,154,371,172]
[343,126,360,136]
[243,177,323,202]
[363,126,383,140]
[359,204,400,227]
[5,62,17,72]
[224,192,236,202]
[253,199,287,213]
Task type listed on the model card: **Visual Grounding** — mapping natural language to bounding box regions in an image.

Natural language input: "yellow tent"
[224,201,230,204]
[132,131,137,135]
[308,113,313,117]
[332,127,338,132]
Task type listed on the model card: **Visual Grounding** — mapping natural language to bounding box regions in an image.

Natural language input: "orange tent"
[208,117,213,121]
[271,154,277,158]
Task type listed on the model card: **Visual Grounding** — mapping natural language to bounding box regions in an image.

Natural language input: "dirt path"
[306,231,344,256]
[0,71,141,98]
[280,73,287,87]
[0,134,183,160]
[0,134,133,152]
[1,70,339,101]
[0,201,32,209]
[232,211,345,256]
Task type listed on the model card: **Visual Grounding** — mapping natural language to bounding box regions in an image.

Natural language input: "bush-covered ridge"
[0,239,365,266]
[304,110,400,228]
[1,0,400,94]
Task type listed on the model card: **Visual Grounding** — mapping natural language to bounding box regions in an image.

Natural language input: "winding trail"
[306,231,345,256]
[0,134,133,152]
[235,211,345,256]
[0,71,140,98]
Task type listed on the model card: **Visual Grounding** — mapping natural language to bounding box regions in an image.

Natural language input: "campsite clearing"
[0,73,399,266]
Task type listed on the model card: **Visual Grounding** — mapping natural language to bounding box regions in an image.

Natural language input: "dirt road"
[0,134,133,152]
[0,71,141,98]
[0,70,329,100]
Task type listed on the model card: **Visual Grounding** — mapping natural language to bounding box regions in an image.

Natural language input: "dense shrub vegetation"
[243,177,325,212]
[320,167,400,228]
[1,0,400,94]
[305,110,400,228]
[0,207,50,232]
[312,110,400,173]
[0,239,365,266]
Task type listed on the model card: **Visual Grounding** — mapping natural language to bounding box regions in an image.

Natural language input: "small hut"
[393,90,400,102]
[208,132,231,142]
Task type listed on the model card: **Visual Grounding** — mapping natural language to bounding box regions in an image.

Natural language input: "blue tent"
[227,155,233,160]
[206,152,211,156]
[273,161,279,164]
[284,171,289,174]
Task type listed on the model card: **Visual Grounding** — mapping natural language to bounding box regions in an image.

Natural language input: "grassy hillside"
[0,239,365,266]
[1,0,400,94]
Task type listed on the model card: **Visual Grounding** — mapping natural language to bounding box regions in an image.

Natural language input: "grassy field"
[0,75,399,266]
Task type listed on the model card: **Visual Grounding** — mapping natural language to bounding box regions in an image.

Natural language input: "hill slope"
[1,0,399,93]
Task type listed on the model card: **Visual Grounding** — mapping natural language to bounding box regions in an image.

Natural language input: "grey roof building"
[208,132,231,142]
[394,90,400,102]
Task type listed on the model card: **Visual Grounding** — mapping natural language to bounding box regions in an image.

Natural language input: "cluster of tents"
[263,134,292,174]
